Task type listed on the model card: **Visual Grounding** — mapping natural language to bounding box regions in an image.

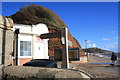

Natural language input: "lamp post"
[85,40,89,62]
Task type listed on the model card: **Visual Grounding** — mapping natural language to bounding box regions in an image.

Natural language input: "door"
[34,42,45,59]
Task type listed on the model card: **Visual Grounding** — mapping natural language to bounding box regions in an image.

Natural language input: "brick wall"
[48,29,84,57]
[19,58,32,66]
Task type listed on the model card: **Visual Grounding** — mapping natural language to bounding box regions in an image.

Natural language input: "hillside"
[9,4,84,56]
[9,4,65,29]
[83,47,112,53]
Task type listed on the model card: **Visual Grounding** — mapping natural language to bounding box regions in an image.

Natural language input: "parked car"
[23,59,57,68]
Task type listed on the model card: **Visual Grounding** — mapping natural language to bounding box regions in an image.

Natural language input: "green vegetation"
[83,47,112,53]
[9,4,66,30]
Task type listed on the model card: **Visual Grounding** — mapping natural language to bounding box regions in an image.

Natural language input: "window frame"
[20,41,32,56]
[18,34,32,58]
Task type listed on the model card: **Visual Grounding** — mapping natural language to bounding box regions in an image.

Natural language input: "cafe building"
[13,23,49,65]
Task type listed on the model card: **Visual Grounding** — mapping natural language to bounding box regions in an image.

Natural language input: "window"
[20,41,31,56]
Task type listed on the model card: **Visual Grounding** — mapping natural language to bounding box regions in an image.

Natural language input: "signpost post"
[61,28,69,69]
[40,27,69,69]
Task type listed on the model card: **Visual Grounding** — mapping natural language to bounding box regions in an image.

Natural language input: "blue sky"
[1,2,118,52]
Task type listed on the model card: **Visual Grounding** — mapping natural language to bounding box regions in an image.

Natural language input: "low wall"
[1,66,91,79]
[80,56,88,63]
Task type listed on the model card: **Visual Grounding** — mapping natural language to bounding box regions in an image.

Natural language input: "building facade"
[13,23,49,65]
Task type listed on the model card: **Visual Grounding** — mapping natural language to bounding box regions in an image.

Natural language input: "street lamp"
[85,40,87,49]
[85,40,89,62]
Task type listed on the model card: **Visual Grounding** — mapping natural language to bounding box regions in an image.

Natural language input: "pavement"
[57,61,85,69]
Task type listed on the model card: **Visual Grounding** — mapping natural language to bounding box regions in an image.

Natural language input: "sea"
[89,53,120,58]
[89,53,120,65]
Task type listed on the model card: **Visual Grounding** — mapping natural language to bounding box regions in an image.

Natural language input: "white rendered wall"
[13,23,49,61]
[13,24,49,35]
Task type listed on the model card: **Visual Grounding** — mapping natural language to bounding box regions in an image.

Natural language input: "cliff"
[9,4,84,56]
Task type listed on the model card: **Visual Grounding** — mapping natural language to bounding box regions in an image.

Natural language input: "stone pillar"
[0,28,3,65]
[3,30,13,66]
[0,27,3,80]
[0,15,14,66]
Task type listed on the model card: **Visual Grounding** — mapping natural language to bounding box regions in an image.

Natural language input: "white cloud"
[113,36,119,39]
[87,44,92,47]
[112,30,118,34]
[102,47,109,51]
[104,42,118,52]
[87,41,91,43]
[93,44,96,47]
[85,40,91,43]
[82,40,97,48]
[86,43,97,48]
[102,38,110,41]
[112,31,115,33]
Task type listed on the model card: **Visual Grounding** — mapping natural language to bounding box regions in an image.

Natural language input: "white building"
[13,23,49,65]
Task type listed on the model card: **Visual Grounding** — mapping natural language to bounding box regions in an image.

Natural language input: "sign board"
[40,31,61,39]
[54,48,80,61]
[40,27,69,69]
[68,40,72,47]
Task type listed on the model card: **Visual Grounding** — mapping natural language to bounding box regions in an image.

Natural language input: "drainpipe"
[14,29,19,66]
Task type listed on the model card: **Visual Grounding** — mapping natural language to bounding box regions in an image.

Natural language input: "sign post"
[61,28,69,69]
[40,27,69,69]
